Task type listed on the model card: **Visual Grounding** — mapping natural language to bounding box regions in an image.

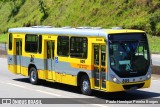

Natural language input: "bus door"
[93,44,107,90]
[46,41,55,80]
[15,39,22,74]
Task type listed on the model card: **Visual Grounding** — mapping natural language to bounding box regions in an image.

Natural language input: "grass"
[148,35,160,54]
[0,34,8,43]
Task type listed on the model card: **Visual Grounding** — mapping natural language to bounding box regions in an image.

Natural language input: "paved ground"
[0,57,160,107]
[152,54,160,66]
[0,43,7,51]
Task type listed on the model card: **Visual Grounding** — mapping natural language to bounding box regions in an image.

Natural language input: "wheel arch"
[77,71,90,87]
[28,64,37,76]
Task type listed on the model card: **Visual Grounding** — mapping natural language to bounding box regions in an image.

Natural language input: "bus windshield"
[108,33,150,78]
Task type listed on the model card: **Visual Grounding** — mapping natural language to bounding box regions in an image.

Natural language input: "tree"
[38,0,48,22]
[0,0,25,18]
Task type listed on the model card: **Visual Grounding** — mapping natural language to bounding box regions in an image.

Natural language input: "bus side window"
[25,34,38,53]
[57,36,69,57]
[9,33,12,50]
[70,37,88,59]
[38,35,42,53]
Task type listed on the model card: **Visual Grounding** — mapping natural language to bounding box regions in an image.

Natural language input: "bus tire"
[29,67,39,85]
[80,75,92,95]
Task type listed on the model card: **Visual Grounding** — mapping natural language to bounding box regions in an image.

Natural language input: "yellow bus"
[8,26,151,95]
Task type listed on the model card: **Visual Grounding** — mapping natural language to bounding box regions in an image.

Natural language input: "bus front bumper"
[106,78,151,92]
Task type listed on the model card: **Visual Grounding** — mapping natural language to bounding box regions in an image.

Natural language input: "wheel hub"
[31,71,36,82]
[82,81,89,92]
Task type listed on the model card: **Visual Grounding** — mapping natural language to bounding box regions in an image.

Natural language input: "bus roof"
[8,27,145,37]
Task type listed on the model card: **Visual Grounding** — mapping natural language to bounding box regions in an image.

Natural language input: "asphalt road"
[0,57,160,107]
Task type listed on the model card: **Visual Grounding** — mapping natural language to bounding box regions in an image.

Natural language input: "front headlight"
[147,74,151,79]
[113,77,117,82]
[110,74,121,84]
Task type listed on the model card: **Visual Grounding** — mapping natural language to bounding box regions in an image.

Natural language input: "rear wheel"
[80,75,92,95]
[29,67,39,85]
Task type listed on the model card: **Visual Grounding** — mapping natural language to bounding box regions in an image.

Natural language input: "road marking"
[5,81,94,98]
[7,83,26,88]
[6,82,64,97]
[6,82,61,97]
[35,90,61,97]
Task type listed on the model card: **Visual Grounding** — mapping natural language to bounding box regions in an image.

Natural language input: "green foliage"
[0,0,160,53]
[149,11,160,35]
[38,0,48,23]
[148,35,160,54]
[0,0,26,21]
[0,0,160,34]
[0,33,7,42]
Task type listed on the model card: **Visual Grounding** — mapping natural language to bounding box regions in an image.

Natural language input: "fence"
[0,42,7,55]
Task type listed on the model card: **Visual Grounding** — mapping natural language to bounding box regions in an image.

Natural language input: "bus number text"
[80,60,85,63]
[122,79,129,83]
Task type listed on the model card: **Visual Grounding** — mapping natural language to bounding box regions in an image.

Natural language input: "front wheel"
[80,75,92,95]
[29,67,39,85]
